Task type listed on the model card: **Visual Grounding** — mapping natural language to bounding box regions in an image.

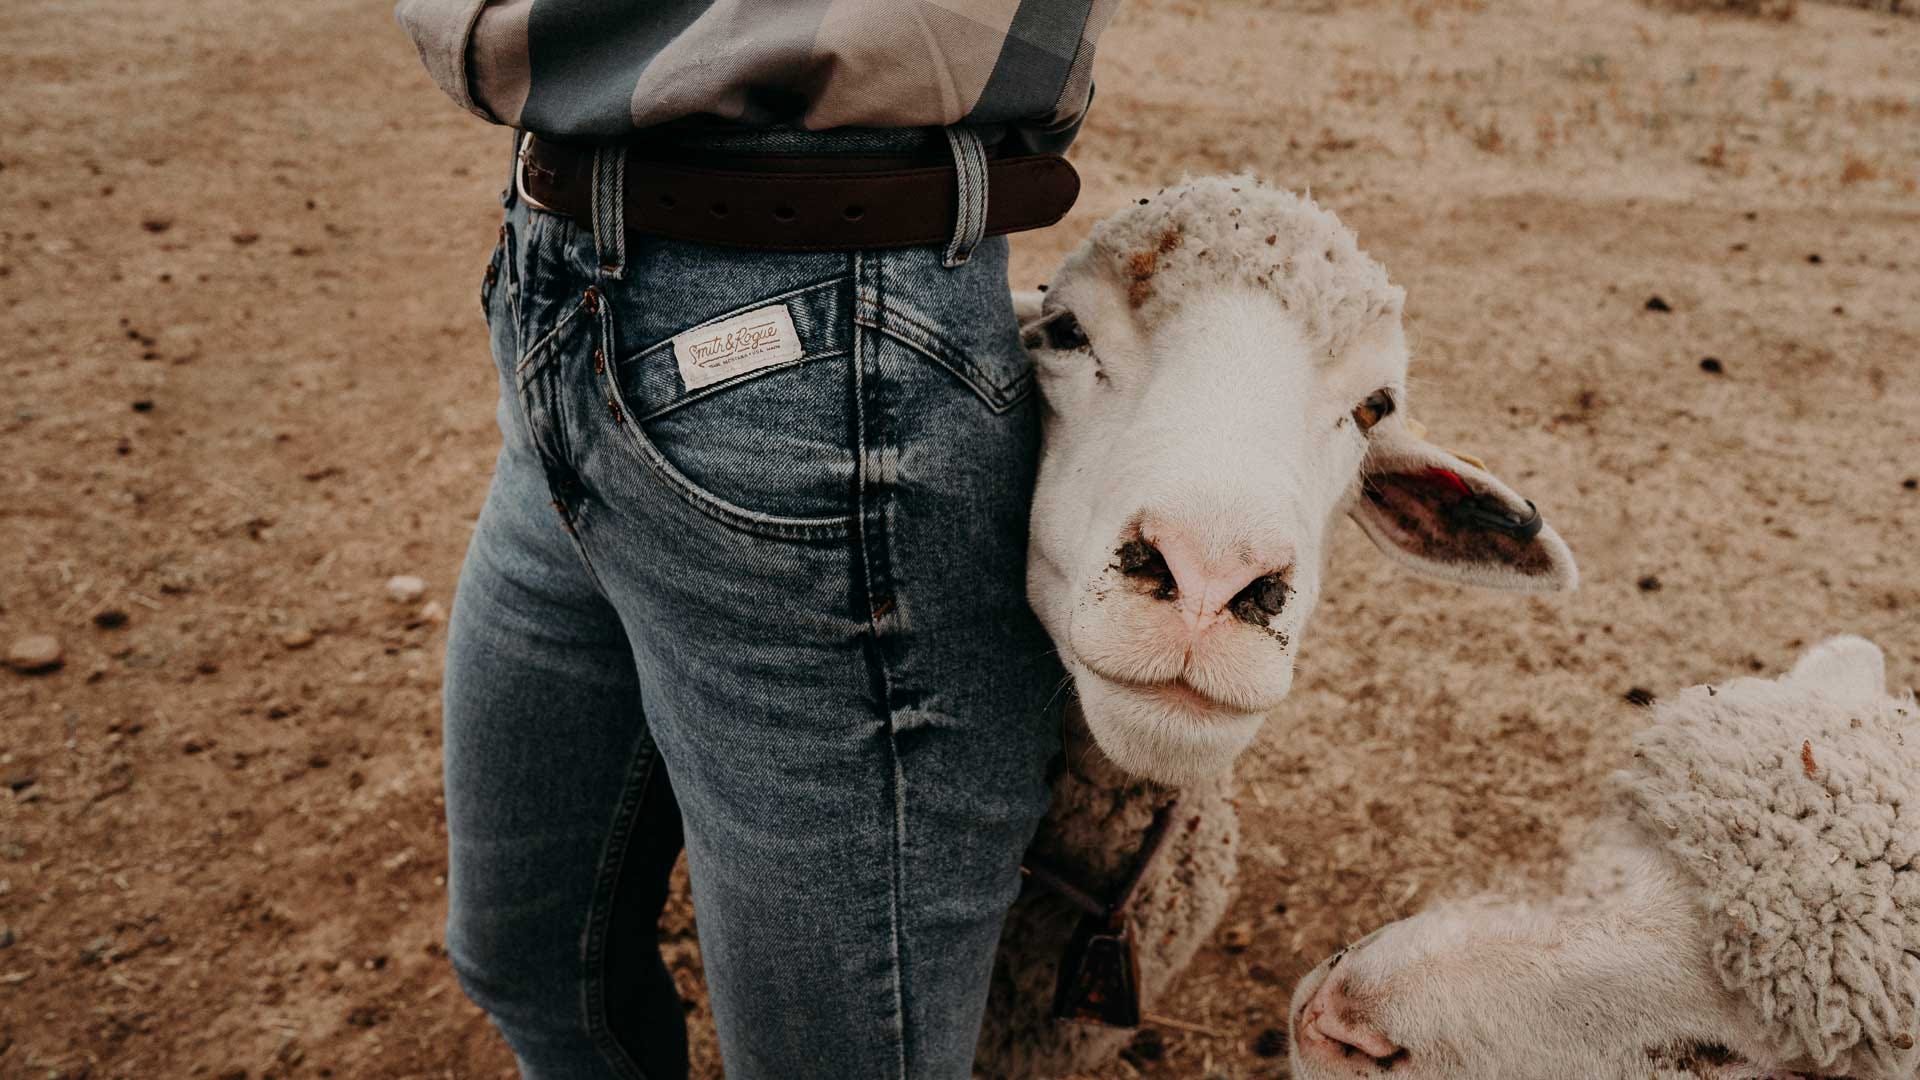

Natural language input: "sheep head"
[1286,636,1915,1080]
[1020,177,1577,786]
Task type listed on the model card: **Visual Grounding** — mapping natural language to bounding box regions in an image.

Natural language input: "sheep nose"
[1299,977,1408,1068]
[1116,529,1292,625]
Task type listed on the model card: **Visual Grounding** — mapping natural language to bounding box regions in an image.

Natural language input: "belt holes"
[657,193,677,210]
[772,203,796,223]
[709,202,729,219]
[843,204,866,221]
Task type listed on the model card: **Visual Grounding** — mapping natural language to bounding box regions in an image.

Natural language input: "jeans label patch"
[673,304,803,391]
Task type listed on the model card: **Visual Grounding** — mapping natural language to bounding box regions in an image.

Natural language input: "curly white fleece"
[1618,670,1920,1075]
[1080,174,1404,360]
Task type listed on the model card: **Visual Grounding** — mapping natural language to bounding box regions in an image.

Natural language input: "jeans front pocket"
[605,276,857,537]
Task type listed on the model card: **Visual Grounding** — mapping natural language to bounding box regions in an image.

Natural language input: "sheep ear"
[1783,635,1886,700]
[1012,288,1048,325]
[1348,420,1578,593]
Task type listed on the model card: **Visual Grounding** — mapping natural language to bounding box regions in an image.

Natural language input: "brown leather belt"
[515,133,1080,253]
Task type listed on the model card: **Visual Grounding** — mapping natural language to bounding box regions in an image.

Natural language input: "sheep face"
[1286,637,1907,1080]
[1285,846,1777,1080]
[1019,179,1577,786]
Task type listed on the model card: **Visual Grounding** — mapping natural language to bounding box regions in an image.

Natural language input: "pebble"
[6,635,64,674]
[418,600,446,624]
[385,575,427,603]
[280,627,316,650]
[1218,920,1253,953]
[92,608,130,630]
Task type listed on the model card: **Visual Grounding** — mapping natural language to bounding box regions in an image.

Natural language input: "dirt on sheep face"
[4,0,1918,1077]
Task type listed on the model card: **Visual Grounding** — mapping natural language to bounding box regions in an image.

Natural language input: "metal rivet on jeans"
[582,287,600,314]
[592,348,605,375]
[607,397,623,424]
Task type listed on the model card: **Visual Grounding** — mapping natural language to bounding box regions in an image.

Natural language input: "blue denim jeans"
[443,130,1063,1080]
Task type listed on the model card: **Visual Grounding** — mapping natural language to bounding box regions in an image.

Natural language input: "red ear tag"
[1421,467,1472,498]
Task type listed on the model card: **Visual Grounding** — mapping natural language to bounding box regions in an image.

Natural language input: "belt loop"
[590,144,627,281]
[502,130,523,209]
[942,126,989,269]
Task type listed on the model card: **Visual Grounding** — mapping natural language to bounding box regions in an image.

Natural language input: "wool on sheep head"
[1020,175,1578,787]
[1284,636,1920,1080]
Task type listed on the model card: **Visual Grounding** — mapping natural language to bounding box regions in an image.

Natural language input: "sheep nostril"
[1115,537,1177,601]
[1228,571,1289,625]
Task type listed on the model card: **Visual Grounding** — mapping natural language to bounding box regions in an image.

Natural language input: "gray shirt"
[396,0,1119,152]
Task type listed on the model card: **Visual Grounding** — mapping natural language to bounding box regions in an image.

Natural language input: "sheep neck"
[1026,700,1191,900]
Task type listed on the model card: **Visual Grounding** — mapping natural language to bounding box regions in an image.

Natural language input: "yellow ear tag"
[1403,417,1486,470]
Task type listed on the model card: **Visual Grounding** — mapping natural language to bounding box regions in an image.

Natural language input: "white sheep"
[1288,635,1919,1080]
[972,176,1579,1078]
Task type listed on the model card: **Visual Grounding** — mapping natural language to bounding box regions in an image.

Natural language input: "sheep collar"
[1022,797,1181,1028]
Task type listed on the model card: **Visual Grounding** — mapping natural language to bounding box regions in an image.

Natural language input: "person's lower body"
[442,130,1064,1079]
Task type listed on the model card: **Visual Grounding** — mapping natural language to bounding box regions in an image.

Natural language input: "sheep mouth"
[1079,666,1266,715]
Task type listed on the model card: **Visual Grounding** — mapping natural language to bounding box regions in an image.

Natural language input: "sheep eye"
[1352,389,1396,431]
[1042,312,1090,351]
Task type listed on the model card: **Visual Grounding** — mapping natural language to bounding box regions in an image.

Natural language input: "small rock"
[1637,575,1662,592]
[1253,1026,1289,1058]
[1903,477,1917,491]
[1806,253,1823,265]
[1644,295,1672,312]
[130,399,154,413]
[7,635,63,674]
[1624,687,1657,707]
[385,575,427,603]
[92,608,130,630]
[418,600,446,624]
[280,627,316,650]
[140,217,171,233]
[1698,357,1723,374]
[1218,921,1253,953]
[3,773,35,793]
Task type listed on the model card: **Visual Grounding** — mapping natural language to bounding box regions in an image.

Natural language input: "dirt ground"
[3,0,1916,1077]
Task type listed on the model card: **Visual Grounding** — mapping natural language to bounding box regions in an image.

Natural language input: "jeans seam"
[580,740,660,1080]
[861,304,1034,414]
[852,250,911,1080]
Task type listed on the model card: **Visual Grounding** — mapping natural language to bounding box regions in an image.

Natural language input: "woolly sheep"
[972,177,1579,1078]
[1288,635,1918,1080]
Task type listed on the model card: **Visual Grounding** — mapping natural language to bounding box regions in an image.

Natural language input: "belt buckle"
[514,132,556,213]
